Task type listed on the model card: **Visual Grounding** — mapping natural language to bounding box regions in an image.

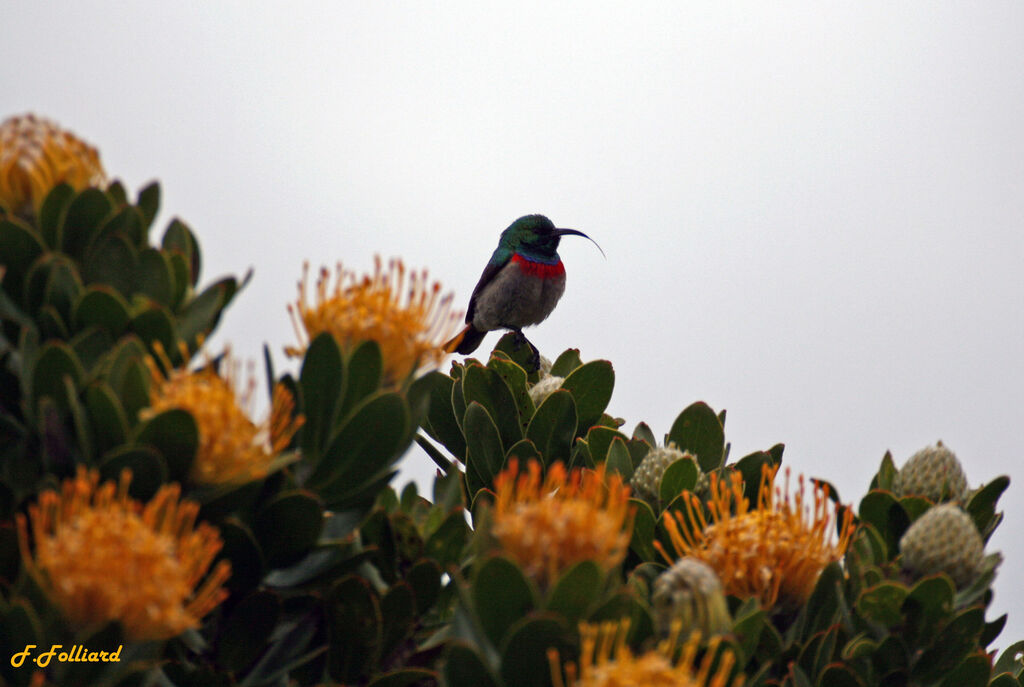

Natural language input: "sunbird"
[445,214,602,368]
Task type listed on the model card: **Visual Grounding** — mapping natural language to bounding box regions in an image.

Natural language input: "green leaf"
[550,348,583,377]
[38,183,75,246]
[423,372,466,459]
[106,179,128,205]
[84,382,129,455]
[310,392,409,504]
[629,498,658,561]
[328,575,383,683]
[135,408,198,482]
[379,582,418,659]
[60,187,114,258]
[216,591,281,673]
[137,181,161,231]
[68,326,114,372]
[299,332,345,462]
[0,218,46,303]
[338,339,383,419]
[136,247,175,306]
[525,389,577,466]
[178,275,239,346]
[937,652,992,687]
[804,561,845,637]
[659,456,699,506]
[167,251,190,309]
[473,555,538,647]
[25,253,82,322]
[443,643,500,687]
[505,438,542,466]
[606,437,634,481]
[463,363,522,450]
[30,341,84,414]
[560,359,614,432]
[488,356,534,431]
[993,641,1024,676]
[217,518,265,594]
[499,614,571,687]
[585,426,628,465]
[130,305,178,360]
[632,422,656,447]
[855,581,908,627]
[546,560,602,622]
[858,490,910,560]
[875,450,897,491]
[407,558,442,613]
[72,285,131,336]
[162,219,202,285]
[966,475,1010,543]
[463,401,506,495]
[82,232,138,297]
[797,624,840,683]
[912,607,985,684]
[99,445,168,501]
[667,401,725,472]
[902,574,956,645]
[733,450,776,502]
[118,357,151,425]
[732,601,769,664]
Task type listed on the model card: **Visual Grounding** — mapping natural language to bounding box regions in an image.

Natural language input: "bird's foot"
[509,328,541,373]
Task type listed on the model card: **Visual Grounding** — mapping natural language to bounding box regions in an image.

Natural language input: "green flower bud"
[652,557,732,638]
[893,441,969,503]
[900,503,983,588]
[629,443,699,506]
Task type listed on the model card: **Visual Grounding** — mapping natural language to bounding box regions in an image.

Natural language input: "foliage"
[1,128,1021,687]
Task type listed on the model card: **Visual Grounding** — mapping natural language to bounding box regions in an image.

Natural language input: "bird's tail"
[445,324,486,355]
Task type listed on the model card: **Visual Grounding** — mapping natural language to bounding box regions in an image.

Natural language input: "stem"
[415,432,454,474]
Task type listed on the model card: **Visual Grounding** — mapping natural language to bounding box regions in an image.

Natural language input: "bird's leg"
[508,327,541,372]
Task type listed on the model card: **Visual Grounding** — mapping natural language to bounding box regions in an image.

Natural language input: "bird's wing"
[465,257,507,324]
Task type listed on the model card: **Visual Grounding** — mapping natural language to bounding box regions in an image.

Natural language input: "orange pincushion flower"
[144,346,304,485]
[17,468,230,641]
[0,114,106,216]
[659,464,854,609]
[492,459,634,586]
[549,620,741,687]
[286,257,463,384]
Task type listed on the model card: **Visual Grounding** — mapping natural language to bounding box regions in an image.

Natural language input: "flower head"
[287,257,463,384]
[659,464,854,609]
[17,467,231,641]
[549,620,741,687]
[0,114,106,216]
[144,345,304,485]
[491,459,634,586]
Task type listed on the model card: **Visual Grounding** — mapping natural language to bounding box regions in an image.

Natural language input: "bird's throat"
[511,253,565,279]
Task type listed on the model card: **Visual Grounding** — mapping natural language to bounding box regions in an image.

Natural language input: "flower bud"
[652,557,732,638]
[900,503,983,588]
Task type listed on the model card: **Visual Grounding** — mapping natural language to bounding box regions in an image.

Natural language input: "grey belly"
[472,266,566,331]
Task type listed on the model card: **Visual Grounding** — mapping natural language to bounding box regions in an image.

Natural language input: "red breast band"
[511,253,565,278]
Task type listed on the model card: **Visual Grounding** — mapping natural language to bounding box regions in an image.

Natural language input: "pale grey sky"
[7,1,1024,647]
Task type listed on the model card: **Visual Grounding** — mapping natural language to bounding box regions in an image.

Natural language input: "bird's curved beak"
[555,228,606,258]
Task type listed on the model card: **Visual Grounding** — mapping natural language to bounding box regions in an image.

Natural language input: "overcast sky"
[7,2,1024,648]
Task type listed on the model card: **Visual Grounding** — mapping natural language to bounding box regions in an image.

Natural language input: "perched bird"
[446,214,602,366]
